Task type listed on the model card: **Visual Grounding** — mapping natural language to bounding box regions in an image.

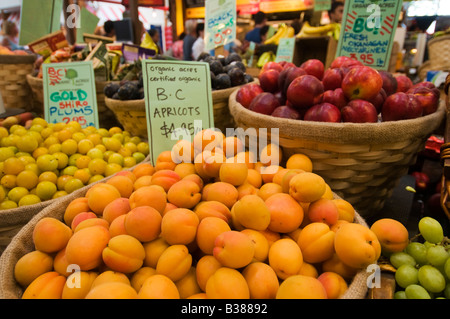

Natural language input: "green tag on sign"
[275,38,296,63]
[335,0,402,70]
[42,61,99,128]
[142,60,215,165]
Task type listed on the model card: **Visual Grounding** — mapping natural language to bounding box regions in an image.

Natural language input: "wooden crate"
[292,36,338,69]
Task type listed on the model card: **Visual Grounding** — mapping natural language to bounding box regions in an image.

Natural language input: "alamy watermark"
[66,4,81,29]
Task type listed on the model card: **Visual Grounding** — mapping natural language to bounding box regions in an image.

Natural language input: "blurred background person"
[171,32,185,59]
[183,19,197,61]
[148,28,162,54]
[245,11,267,44]
[328,1,344,24]
[1,20,23,51]
[192,23,205,60]
[259,25,270,43]
[103,20,116,38]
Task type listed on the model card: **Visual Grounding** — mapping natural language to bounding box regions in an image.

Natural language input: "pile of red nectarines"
[236,57,440,123]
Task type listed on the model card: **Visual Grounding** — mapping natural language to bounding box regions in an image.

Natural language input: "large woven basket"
[428,35,450,71]
[0,54,37,111]
[229,90,446,218]
[104,97,148,138]
[0,189,370,299]
[104,83,252,140]
[0,201,52,257]
[25,75,120,129]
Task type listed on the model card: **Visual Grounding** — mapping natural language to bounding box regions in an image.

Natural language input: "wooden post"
[128,0,141,45]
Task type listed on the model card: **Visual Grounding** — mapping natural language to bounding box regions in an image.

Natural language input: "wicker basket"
[0,54,37,111]
[25,75,121,129]
[25,74,44,116]
[104,97,148,138]
[104,82,253,140]
[0,189,370,299]
[0,201,53,257]
[229,90,446,218]
[440,72,450,221]
[428,35,450,72]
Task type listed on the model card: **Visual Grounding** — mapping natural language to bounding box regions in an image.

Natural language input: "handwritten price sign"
[335,0,402,70]
[205,0,237,51]
[142,60,214,165]
[42,61,99,128]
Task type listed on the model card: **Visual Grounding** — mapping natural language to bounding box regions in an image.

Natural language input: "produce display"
[264,23,295,45]
[381,217,450,299]
[237,57,440,123]
[0,45,29,56]
[0,118,149,209]
[10,130,397,299]
[198,52,255,91]
[296,22,341,41]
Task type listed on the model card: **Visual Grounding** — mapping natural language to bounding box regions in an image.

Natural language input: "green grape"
[418,265,446,293]
[426,245,449,267]
[394,291,407,299]
[390,252,417,269]
[395,264,419,289]
[444,283,450,299]
[405,242,428,266]
[444,258,450,280]
[405,284,431,299]
[418,217,444,244]
[423,241,436,249]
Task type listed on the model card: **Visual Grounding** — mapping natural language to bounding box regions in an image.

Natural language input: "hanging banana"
[296,21,339,38]
[264,24,288,45]
[257,51,276,68]
[285,26,295,39]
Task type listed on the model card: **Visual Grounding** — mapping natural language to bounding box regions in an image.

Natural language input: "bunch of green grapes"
[390,217,449,299]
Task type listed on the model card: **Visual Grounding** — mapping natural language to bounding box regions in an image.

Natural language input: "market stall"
[0,0,449,303]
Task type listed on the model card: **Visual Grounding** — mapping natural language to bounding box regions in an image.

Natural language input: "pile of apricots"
[14,128,410,299]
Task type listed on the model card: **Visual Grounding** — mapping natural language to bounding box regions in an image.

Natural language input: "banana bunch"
[328,23,341,41]
[256,51,276,68]
[264,24,295,45]
[297,21,340,39]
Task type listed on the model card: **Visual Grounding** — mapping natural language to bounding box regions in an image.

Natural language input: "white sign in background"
[204,0,237,52]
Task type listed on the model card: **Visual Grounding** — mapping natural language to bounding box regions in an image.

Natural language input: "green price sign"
[275,38,296,63]
[142,60,215,165]
[42,61,99,128]
[335,0,402,70]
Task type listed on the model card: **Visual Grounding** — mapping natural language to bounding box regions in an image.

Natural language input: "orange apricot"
[265,193,304,233]
[160,208,199,245]
[33,217,72,253]
[196,216,231,255]
[128,184,167,214]
[65,225,110,271]
[167,180,201,209]
[268,238,303,280]
[124,206,162,242]
[276,275,327,299]
[102,197,131,224]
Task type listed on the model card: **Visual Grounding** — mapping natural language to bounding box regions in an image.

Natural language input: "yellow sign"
[259,0,313,13]
[186,7,205,19]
